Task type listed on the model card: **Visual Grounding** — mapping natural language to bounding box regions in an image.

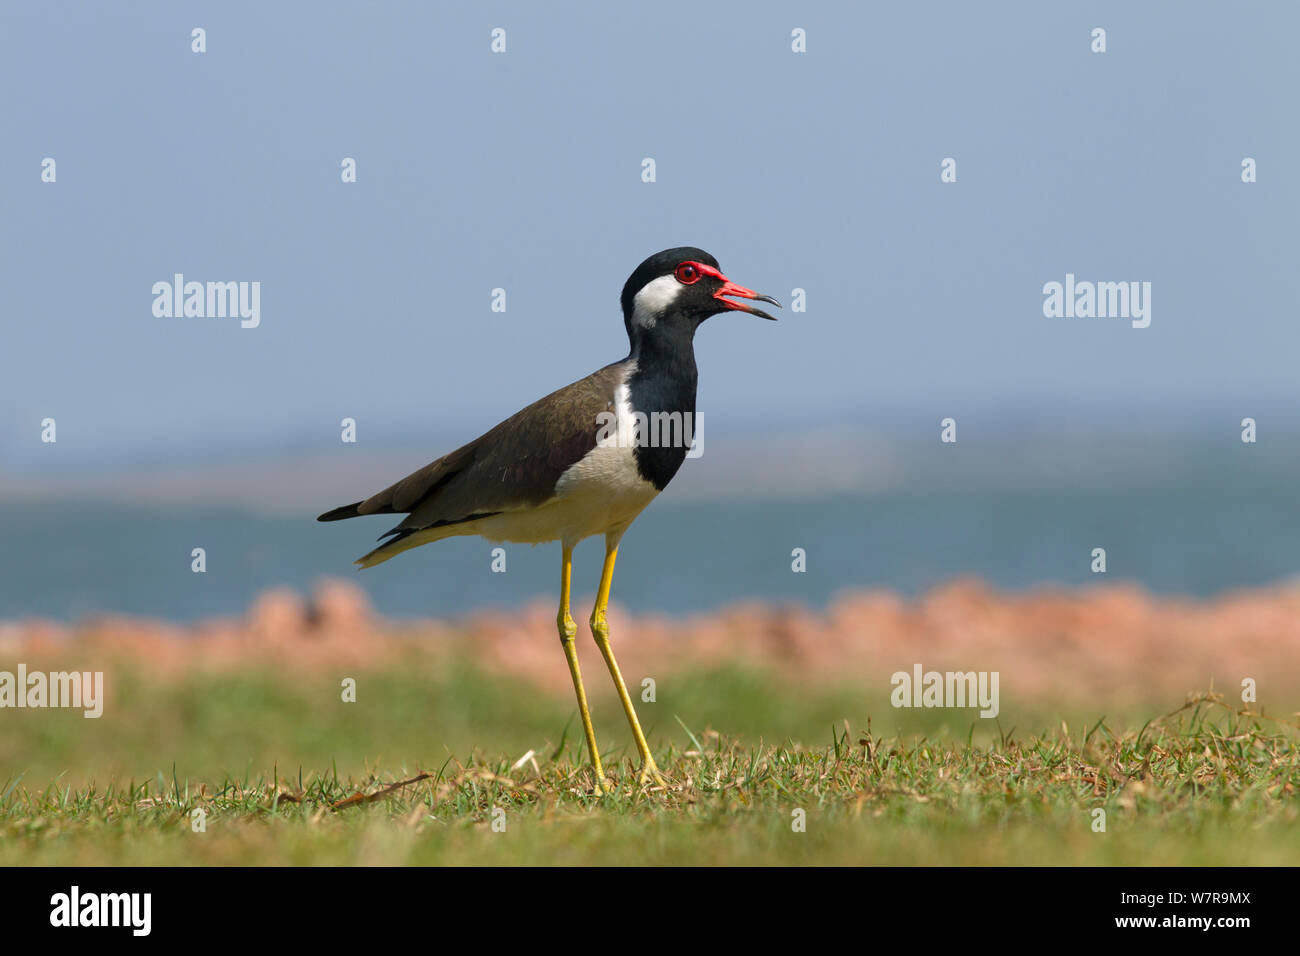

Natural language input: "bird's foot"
[587,768,613,797]
[637,758,668,789]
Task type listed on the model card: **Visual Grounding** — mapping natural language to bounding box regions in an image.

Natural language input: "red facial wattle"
[674,260,782,320]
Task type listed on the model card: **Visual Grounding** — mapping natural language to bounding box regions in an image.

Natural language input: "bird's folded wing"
[363,362,624,532]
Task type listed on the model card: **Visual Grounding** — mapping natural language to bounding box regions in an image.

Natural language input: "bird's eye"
[675,263,700,284]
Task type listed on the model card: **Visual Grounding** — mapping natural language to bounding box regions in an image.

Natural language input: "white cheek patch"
[631,274,683,329]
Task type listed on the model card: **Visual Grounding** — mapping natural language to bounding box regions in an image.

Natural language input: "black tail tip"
[317,502,363,522]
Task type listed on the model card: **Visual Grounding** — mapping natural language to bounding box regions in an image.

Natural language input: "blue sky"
[3,1,1297,475]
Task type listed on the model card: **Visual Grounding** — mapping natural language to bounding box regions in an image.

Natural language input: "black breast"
[625,355,698,491]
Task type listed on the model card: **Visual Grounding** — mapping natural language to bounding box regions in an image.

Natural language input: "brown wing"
[318,362,624,533]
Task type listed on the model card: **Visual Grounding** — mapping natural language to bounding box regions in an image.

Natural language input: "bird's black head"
[619,246,780,344]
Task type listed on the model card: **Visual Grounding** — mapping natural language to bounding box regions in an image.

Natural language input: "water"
[3,472,1298,622]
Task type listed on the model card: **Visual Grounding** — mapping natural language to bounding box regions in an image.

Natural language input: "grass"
[2,657,1298,865]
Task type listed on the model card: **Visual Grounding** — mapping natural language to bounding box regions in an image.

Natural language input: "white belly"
[478,377,659,546]
[476,455,658,546]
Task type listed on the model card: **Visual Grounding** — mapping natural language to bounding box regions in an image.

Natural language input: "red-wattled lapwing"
[318,247,779,791]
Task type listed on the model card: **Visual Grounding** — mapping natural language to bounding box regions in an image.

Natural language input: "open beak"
[714,276,782,320]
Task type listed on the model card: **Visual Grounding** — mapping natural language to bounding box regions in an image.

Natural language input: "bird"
[317,247,780,792]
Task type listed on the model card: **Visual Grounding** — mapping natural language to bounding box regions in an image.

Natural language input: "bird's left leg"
[558,543,606,795]
[589,537,665,786]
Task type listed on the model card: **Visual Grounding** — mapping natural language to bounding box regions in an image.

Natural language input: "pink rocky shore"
[3,578,1299,706]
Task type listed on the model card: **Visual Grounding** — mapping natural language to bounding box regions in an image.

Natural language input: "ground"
[3,651,1298,865]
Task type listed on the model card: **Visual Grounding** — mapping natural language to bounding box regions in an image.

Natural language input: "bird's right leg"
[558,543,606,795]
[589,541,665,787]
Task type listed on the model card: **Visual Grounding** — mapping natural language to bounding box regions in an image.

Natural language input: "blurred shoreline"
[5,577,1299,709]
[5,451,1300,623]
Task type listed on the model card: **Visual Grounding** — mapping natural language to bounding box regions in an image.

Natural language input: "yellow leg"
[558,544,606,794]
[590,541,665,786]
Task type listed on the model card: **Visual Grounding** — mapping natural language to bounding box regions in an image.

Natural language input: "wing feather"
[317,362,624,536]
